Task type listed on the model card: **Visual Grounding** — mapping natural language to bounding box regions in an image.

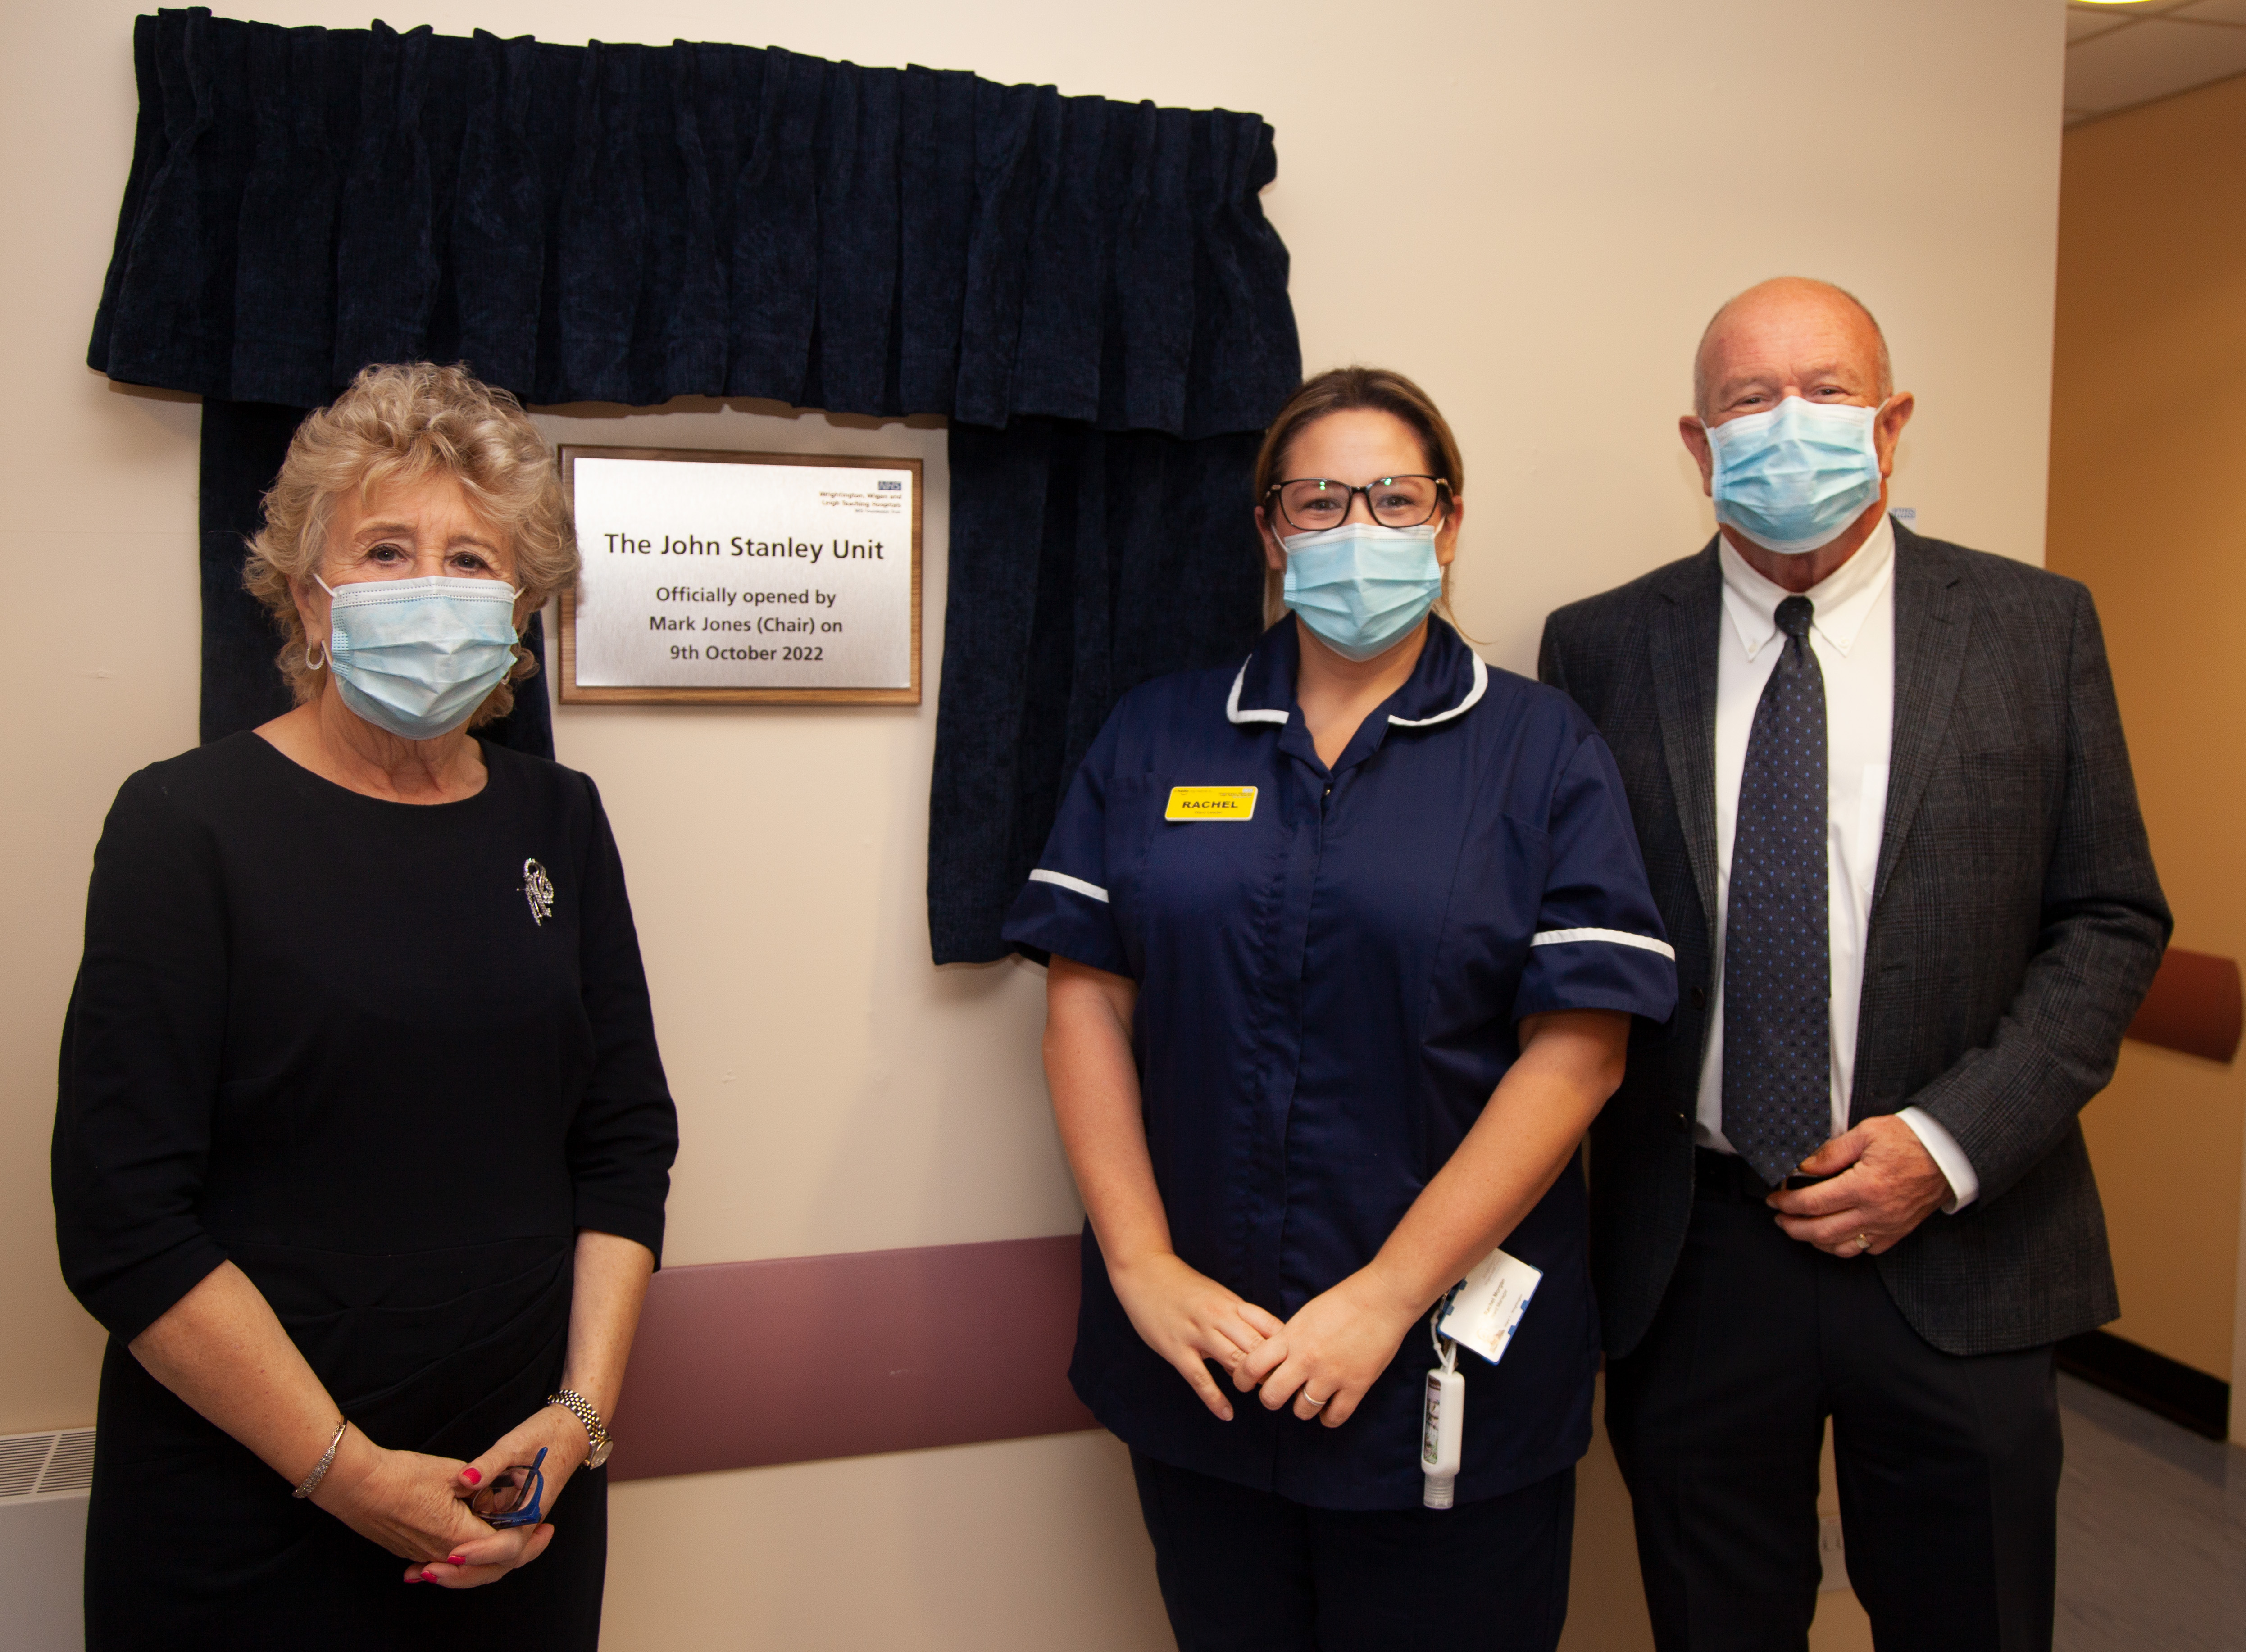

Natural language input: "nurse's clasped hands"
[1108,1251,1288,1424]
[1041,955,1289,1424]
[1230,1265,1424,1429]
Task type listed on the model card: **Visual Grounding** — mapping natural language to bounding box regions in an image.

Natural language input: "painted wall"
[2048,70,2246,1404]
[0,0,2062,1645]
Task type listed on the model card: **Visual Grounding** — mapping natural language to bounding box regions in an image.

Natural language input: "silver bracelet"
[292,1417,349,1499]
[547,1388,613,1469]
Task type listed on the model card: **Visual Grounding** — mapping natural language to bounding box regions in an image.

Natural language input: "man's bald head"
[1692,277,1893,419]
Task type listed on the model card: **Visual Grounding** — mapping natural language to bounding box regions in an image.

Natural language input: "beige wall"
[0,1,2060,1645]
[2049,72,2246,1398]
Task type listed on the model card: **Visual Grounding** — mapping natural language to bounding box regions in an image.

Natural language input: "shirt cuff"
[1897,1106,1980,1213]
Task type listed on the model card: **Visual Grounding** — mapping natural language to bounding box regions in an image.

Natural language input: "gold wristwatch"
[548,1389,613,1469]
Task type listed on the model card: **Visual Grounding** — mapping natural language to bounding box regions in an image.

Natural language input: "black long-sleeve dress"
[52,732,679,1651]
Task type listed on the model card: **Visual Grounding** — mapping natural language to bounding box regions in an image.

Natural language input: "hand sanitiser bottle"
[1421,1360,1464,1509]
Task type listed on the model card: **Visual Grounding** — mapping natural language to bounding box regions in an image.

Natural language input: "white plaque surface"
[560,448,921,703]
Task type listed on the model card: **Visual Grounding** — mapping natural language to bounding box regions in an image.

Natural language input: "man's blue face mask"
[314,572,521,740]
[1706,395,1888,555]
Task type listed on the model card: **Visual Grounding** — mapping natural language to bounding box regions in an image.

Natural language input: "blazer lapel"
[1648,541,1723,951]
[1873,527,1967,908]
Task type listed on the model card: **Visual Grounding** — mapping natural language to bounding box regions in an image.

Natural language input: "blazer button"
[1690,986,1707,1009]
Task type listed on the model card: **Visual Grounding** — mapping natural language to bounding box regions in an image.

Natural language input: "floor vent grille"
[0,1430,96,1502]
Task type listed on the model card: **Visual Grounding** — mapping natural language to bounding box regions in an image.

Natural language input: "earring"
[305,639,329,671]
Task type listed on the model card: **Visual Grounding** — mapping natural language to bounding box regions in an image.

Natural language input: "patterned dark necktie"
[1722,595,1831,1187]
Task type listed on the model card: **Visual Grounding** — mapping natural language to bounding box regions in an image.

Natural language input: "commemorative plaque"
[558,446,922,704]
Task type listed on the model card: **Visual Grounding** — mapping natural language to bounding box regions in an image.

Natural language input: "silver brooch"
[522,858,555,926]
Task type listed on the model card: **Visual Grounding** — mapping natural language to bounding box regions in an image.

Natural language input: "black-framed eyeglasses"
[1265,475,1451,535]
[468,1446,548,1529]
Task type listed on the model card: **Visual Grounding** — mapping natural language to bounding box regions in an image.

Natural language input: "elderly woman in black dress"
[52,363,678,1649]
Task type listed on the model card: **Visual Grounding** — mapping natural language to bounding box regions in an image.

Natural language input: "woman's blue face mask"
[1280,522,1444,662]
[315,572,521,740]
[1706,395,1888,555]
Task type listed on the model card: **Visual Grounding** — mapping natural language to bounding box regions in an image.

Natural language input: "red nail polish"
[404,1575,422,1585]
[421,1569,438,1582]
[461,1467,482,1486]
[446,1555,466,1566]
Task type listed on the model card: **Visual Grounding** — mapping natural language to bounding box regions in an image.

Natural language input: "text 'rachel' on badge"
[1165,787,1258,821]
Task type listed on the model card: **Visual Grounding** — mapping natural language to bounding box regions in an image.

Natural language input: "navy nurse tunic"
[1002,618,1676,1510]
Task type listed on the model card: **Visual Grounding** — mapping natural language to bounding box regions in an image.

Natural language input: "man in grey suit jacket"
[1539,278,2169,1652]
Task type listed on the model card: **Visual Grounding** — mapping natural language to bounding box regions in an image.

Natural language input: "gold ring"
[1854,1232,1873,1253]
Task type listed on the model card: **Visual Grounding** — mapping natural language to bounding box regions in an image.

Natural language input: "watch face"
[586,1436,613,1470]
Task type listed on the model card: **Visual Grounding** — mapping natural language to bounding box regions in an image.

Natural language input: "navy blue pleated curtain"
[89,9,1300,961]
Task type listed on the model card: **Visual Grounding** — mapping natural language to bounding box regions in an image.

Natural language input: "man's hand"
[1765,1115,1950,1257]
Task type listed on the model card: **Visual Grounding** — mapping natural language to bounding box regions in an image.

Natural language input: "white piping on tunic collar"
[1389,650,1487,728]
[1224,647,1489,730]
[1225,658,1290,725]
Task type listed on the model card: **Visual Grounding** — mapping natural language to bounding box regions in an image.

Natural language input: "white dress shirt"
[1694,516,1979,1210]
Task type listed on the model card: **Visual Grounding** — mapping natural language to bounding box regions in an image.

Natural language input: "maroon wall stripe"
[606,1234,1096,1482]
[2126,946,2243,1064]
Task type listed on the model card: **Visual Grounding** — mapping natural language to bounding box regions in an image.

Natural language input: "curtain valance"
[89,10,1300,962]
[90,9,1299,436]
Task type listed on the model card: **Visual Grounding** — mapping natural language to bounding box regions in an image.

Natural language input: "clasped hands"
[1108,1252,1424,1430]
[311,1402,592,1589]
[1764,1114,1951,1257]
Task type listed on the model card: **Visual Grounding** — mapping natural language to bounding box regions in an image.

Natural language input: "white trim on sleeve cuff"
[1529,926,1678,961]
[1027,868,1110,904]
[1896,1106,1980,1212]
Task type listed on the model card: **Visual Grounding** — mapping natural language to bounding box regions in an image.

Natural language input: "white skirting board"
[0,1429,94,1652]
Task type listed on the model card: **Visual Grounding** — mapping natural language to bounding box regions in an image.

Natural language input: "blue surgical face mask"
[1706,395,1886,555]
[1281,522,1444,663]
[315,573,521,740]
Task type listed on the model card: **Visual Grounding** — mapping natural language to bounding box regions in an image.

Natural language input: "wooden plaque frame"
[557,445,923,705]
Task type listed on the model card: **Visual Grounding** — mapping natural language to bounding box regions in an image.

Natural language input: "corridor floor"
[2056,1373,2246,1650]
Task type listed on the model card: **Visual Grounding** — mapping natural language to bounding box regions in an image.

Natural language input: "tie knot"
[1775,596,1814,640]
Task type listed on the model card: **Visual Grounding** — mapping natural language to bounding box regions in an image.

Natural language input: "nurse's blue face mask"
[1281,522,1445,662]
[314,571,521,740]
[1705,395,1888,555]
[1269,472,1451,663]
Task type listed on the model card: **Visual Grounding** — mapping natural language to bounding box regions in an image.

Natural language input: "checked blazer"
[1539,526,2171,1359]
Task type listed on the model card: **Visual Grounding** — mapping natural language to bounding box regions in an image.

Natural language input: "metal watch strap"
[548,1389,610,1465]
[292,1417,349,1499]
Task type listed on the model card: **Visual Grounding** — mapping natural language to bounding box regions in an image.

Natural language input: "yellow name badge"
[1166,785,1258,821]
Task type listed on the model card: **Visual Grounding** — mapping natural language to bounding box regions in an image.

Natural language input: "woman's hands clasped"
[1109,1252,1286,1423]
[311,1404,590,1588]
[1232,1265,1423,1429]
[1113,1250,1424,1432]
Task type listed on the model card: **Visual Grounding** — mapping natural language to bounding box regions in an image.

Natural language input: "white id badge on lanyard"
[1437,1247,1544,1365]
[1421,1248,1544,1509]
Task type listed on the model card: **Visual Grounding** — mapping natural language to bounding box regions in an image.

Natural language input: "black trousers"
[1129,1450,1574,1652]
[1605,1149,2061,1652]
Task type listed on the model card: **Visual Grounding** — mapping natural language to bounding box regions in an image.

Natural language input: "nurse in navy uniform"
[1004,367,1678,1650]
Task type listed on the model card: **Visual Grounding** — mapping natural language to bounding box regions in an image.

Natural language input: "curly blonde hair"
[243,362,577,726]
